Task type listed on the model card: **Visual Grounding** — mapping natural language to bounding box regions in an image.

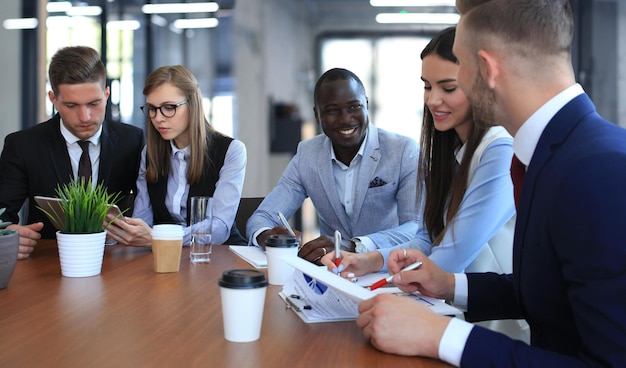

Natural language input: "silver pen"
[334,230,341,267]
[277,211,296,237]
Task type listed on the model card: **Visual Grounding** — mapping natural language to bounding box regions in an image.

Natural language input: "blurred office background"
[1,0,625,201]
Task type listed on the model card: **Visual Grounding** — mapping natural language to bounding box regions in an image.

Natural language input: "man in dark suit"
[0,46,144,259]
[356,0,626,366]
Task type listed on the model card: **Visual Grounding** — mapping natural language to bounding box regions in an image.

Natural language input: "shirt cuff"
[355,236,376,252]
[251,227,271,247]
[452,273,469,310]
[438,317,473,367]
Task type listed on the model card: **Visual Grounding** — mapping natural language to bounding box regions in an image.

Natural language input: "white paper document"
[228,245,267,268]
[280,256,461,323]
[280,269,368,323]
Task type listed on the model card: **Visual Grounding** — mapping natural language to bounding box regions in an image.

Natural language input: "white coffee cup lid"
[152,224,184,239]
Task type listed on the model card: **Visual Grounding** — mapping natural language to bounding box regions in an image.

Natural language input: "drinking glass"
[190,196,213,263]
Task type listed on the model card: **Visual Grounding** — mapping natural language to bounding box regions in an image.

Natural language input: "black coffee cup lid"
[264,234,298,248]
[218,269,268,289]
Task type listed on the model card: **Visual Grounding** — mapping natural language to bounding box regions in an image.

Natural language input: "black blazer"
[0,114,145,238]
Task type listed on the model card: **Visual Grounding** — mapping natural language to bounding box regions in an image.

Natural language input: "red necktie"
[77,140,92,184]
[510,155,525,209]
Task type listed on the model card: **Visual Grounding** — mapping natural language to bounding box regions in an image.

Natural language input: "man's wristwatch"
[353,238,367,253]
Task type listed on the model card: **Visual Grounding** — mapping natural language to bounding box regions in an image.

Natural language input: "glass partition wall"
[16,0,233,133]
[320,36,431,143]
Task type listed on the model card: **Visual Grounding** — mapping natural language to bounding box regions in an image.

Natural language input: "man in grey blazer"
[247,68,420,264]
[0,46,144,259]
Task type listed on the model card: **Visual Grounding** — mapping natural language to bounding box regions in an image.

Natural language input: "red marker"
[367,261,423,291]
[334,230,341,267]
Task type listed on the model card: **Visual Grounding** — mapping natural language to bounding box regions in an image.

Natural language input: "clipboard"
[278,291,357,323]
[34,195,122,230]
[280,256,462,323]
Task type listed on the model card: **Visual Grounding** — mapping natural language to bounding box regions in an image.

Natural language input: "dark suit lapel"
[513,94,595,278]
[520,94,595,217]
[46,115,74,184]
[98,122,115,185]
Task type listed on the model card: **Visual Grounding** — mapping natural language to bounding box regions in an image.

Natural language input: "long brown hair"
[142,65,215,185]
[418,27,488,245]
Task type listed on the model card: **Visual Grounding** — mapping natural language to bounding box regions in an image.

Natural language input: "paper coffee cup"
[219,269,268,342]
[151,224,184,273]
[264,234,299,285]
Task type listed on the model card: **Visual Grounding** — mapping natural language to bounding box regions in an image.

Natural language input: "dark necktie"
[77,140,92,183]
[510,155,526,209]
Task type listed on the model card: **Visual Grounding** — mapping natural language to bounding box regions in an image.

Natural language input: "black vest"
[146,134,246,245]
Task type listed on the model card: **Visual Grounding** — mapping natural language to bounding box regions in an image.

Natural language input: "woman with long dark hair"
[323,27,527,340]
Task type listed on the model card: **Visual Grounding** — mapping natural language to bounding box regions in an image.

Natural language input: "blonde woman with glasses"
[106,65,247,247]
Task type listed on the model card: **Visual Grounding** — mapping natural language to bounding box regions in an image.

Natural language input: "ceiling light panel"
[142,2,219,14]
[375,12,460,24]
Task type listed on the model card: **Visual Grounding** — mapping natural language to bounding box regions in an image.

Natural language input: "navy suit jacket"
[462,94,626,366]
[0,114,145,239]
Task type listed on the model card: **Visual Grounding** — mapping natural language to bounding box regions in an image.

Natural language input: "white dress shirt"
[60,119,102,187]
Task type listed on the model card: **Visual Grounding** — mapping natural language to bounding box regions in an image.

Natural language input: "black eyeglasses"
[140,100,188,118]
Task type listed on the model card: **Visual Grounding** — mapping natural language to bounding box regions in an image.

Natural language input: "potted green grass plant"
[39,178,122,278]
[0,209,19,289]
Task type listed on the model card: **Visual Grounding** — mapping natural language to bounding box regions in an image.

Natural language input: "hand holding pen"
[277,211,296,237]
[334,230,341,267]
[367,261,423,291]
[257,213,300,250]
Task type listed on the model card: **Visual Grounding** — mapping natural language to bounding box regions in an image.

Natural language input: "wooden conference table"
[0,240,451,367]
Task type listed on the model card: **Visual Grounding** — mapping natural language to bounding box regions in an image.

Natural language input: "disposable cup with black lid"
[264,234,299,285]
[218,269,268,342]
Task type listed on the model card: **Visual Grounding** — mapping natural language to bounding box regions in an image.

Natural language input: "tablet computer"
[34,195,122,230]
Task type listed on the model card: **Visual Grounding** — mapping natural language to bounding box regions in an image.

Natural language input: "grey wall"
[0,1,21,153]
[590,0,618,124]
[235,0,315,197]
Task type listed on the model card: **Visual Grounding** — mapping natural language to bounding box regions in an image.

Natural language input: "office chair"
[234,197,264,240]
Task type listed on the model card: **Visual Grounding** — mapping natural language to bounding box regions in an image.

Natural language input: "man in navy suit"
[356,0,626,366]
[0,46,144,259]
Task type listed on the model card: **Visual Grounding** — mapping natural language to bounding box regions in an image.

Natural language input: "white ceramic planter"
[56,231,106,277]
